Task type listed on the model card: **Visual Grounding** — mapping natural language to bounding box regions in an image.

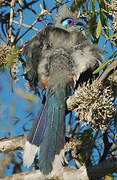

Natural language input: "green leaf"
[6,46,18,68]
[42,0,47,10]
[14,118,20,125]
[104,175,114,180]
[93,58,113,74]
[77,0,87,8]
[107,33,117,40]
[92,0,96,12]
[96,17,102,39]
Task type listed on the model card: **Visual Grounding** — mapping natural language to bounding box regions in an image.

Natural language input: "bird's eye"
[61,18,75,27]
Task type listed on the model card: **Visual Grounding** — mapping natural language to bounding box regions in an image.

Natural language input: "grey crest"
[55,5,78,31]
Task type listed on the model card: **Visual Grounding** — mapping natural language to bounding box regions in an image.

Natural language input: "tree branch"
[2,157,117,180]
[66,60,117,112]
[0,135,26,152]
[0,135,117,179]
[99,60,117,83]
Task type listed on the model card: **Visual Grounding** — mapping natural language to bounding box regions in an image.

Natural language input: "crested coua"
[23,5,103,174]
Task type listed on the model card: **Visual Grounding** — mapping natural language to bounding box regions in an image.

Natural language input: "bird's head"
[55,5,83,32]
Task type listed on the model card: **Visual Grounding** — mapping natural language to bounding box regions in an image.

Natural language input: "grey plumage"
[23,7,102,90]
[23,5,103,174]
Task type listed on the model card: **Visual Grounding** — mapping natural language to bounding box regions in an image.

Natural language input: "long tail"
[23,88,65,174]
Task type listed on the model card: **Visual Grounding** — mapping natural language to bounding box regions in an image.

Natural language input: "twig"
[55,0,63,4]
[99,131,112,163]
[16,18,41,42]
[13,20,41,32]
[13,0,23,44]
[99,60,117,82]
[101,31,117,47]
[7,0,15,43]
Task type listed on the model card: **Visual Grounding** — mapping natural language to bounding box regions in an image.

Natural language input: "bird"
[23,5,103,174]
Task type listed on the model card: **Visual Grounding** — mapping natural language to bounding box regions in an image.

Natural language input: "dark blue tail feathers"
[27,88,65,174]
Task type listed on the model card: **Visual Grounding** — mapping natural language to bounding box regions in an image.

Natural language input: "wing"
[22,26,53,90]
[71,43,103,86]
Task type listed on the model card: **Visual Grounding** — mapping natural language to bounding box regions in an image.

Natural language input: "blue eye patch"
[61,18,75,27]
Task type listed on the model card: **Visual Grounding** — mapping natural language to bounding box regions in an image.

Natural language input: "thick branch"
[0,136,117,179]
[0,135,26,152]
[2,157,117,180]
[87,158,117,178]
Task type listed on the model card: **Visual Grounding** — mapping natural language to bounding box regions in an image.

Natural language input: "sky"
[0,0,117,177]
[0,0,75,176]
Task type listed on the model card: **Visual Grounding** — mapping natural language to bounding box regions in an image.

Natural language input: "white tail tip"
[23,141,39,167]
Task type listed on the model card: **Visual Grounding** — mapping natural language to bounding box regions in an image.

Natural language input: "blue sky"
[0,0,75,176]
[0,0,117,177]
[0,0,77,138]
